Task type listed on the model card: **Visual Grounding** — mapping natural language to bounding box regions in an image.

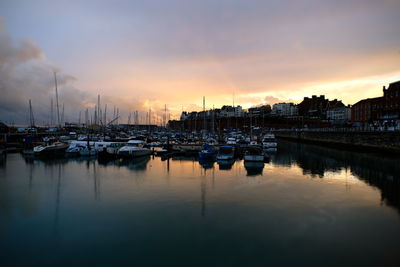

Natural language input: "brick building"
[351,81,400,123]
[298,95,345,120]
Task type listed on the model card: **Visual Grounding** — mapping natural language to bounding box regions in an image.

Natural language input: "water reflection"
[199,159,215,170]
[217,159,235,170]
[272,140,400,212]
[244,161,264,176]
[2,142,400,266]
[98,156,150,171]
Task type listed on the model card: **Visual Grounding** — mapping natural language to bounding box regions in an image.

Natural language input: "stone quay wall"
[274,130,400,154]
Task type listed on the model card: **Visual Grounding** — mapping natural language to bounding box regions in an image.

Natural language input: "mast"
[128,112,131,124]
[28,99,35,127]
[54,72,60,127]
[212,104,215,134]
[203,96,206,134]
[97,95,100,125]
[50,98,54,126]
[61,103,64,125]
[104,104,107,124]
[164,104,167,128]
[116,108,119,125]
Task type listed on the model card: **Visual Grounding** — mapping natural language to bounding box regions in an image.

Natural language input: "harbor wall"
[274,130,400,154]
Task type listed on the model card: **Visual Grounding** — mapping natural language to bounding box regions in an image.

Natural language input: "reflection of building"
[351,81,400,123]
[273,140,400,213]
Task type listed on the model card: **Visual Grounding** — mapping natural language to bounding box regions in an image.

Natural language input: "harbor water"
[1,140,400,266]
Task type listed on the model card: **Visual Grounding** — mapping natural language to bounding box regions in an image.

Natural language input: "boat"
[198,144,217,160]
[33,142,69,157]
[66,143,86,156]
[98,142,125,159]
[216,145,235,160]
[226,137,237,145]
[117,140,152,158]
[249,140,260,147]
[262,133,277,149]
[243,146,264,162]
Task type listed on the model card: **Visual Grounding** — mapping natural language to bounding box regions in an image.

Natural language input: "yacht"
[98,142,125,159]
[33,142,69,156]
[262,133,277,149]
[118,140,152,158]
[226,137,237,145]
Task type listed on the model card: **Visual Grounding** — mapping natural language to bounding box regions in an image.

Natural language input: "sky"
[0,0,399,125]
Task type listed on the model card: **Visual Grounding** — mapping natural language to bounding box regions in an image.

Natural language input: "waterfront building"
[219,105,244,118]
[351,80,400,124]
[271,103,298,117]
[248,105,271,117]
[327,105,351,124]
[298,95,345,120]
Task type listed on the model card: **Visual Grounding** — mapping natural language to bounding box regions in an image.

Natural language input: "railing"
[272,127,400,133]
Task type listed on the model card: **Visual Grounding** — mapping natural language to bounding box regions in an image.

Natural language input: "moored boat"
[262,133,277,149]
[33,142,69,157]
[98,142,125,159]
[117,140,152,158]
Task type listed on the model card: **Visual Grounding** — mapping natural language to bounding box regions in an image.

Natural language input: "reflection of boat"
[262,133,277,149]
[199,159,215,169]
[154,149,169,156]
[171,143,202,152]
[118,140,151,158]
[263,147,277,153]
[199,144,217,160]
[244,161,264,176]
[79,147,97,156]
[217,159,235,170]
[116,156,150,171]
[216,146,235,160]
[33,142,69,156]
[244,146,264,162]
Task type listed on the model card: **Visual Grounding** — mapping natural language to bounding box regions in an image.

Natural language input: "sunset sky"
[1,0,399,124]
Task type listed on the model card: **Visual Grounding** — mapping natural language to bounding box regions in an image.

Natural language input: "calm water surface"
[1,140,400,266]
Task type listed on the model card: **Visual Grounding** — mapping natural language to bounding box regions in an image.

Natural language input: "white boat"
[98,142,125,159]
[249,140,260,147]
[118,140,152,158]
[226,137,237,145]
[66,143,86,156]
[33,142,69,156]
[262,133,277,148]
